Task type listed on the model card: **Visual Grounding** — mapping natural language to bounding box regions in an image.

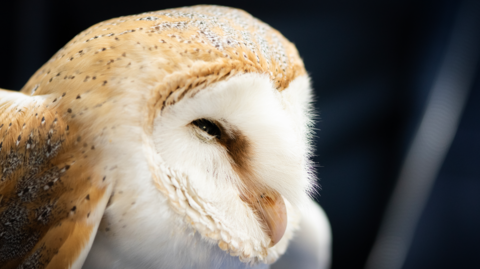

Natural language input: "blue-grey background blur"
[1,0,479,268]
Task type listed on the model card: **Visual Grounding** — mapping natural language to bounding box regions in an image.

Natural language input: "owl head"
[12,5,316,267]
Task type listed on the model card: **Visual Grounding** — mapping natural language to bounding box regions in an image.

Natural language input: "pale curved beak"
[241,189,287,247]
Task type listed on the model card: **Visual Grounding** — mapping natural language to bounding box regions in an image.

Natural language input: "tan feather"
[0,89,111,268]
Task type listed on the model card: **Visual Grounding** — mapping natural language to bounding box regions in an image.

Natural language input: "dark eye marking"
[192,119,221,139]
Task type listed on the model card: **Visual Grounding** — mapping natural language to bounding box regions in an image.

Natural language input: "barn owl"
[0,5,330,269]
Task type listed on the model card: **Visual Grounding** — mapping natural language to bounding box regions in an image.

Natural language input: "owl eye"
[192,119,221,139]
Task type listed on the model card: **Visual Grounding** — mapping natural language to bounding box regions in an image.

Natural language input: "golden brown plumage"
[0,89,111,268]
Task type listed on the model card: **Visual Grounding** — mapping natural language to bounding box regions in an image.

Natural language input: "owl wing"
[0,89,112,269]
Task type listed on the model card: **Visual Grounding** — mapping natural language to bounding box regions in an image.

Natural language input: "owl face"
[147,73,314,262]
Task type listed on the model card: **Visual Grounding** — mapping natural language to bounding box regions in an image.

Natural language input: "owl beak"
[241,189,287,247]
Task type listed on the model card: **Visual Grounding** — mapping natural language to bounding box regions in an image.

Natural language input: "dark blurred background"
[1,0,479,268]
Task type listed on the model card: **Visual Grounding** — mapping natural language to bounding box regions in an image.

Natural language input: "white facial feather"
[84,73,315,268]
[152,73,314,261]
[154,73,314,206]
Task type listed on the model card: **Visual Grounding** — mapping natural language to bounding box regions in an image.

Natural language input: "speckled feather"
[0,90,110,269]
[0,5,306,268]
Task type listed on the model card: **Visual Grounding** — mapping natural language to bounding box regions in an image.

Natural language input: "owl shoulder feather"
[0,89,110,269]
